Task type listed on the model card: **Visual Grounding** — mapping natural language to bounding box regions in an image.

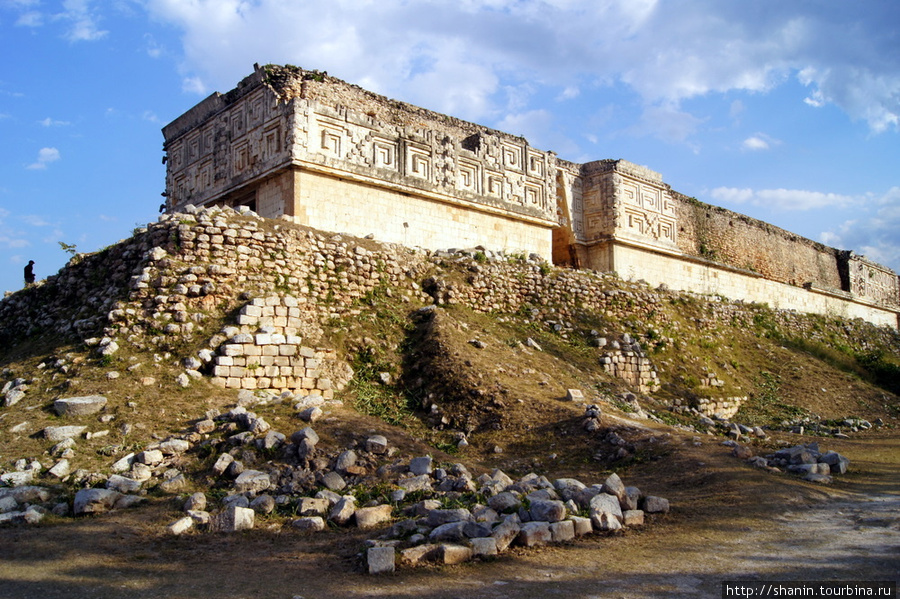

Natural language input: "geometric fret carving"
[318,122,345,158]
[486,172,503,198]
[458,159,481,193]
[501,142,524,172]
[524,182,544,209]
[373,138,398,170]
[406,145,431,181]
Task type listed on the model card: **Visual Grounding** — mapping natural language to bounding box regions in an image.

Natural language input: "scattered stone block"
[106,474,142,494]
[565,389,584,402]
[622,486,642,511]
[425,508,472,527]
[168,516,195,535]
[365,435,388,454]
[355,504,393,529]
[367,546,395,574]
[73,488,123,515]
[297,497,330,517]
[589,492,623,525]
[0,471,33,487]
[429,521,469,543]
[819,451,850,474]
[569,515,593,536]
[491,515,521,552]
[549,519,575,542]
[517,521,552,547]
[250,494,275,514]
[529,499,567,523]
[398,474,432,492]
[184,492,207,512]
[159,473,187,494]
[43,426,87,443]
[234,470,271,494]
[439,544,473,565]
[321,471,346,491]
[623,510,645,527]
[329,496,356,525]
[53,395,107,417]
[643,496,670,514]
[136,449,164,466]
[0,496,19,513]
[409,455,433,476]
[470,536,498,557]
[592,512,623,531]
[400,544,440,565]
[601,473,626,501]
[158,439,191,455]
[292,516,326,533]
[210,505,255,532]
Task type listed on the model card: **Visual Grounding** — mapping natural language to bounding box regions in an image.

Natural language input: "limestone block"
[623,509,645,527]
[73,488,123,515]
[400,544,440,565]
[210,505,255,532]
[43,426,87,442]
[642,496,670,514]
[168,516,195,535]
[355,504,393,529]
[438,544,473,565]
[529,499,566,523]
[592,511,623,531]
[367,546,395,574]
[517,521,552,547]
[409,455,433,476]
[470,536,498,557]
[136,449,164,466]
[233,470,271,494]
[491,515,521,552]
[549,519,575,542]
[292,516,326,533]
[565,389,584,402]
[569,515,593,536]
[106,474,142,494]
[329,496,356,525]
[53,395,107,417]
[297,497,330,517]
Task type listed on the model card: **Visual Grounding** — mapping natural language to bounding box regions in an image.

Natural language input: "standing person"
[24,260,35,286]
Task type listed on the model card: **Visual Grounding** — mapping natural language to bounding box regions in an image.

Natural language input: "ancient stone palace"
[162,64,899,328]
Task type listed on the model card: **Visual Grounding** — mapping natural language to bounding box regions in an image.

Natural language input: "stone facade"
[162,64,899,327]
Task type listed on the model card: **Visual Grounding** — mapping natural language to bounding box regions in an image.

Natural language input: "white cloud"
[15,10,41,26]
[139,0,900,138]
[820,188,900,272]
[38,117,71,127]
[741,133,780,151]
[0,235,29,249]
[742,136,769,151]
[711,187,858,211]
[58,0,108,42]
[628,103,705,146]
[21,214,51,227]
[26,147,60,170]
[558,86,580,100]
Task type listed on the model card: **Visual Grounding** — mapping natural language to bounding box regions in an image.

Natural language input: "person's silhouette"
[24,260,35,286]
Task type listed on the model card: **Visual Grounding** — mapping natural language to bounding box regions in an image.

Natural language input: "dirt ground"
[2,429,897,599]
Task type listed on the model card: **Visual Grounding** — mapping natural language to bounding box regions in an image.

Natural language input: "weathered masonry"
[162,64,900,328]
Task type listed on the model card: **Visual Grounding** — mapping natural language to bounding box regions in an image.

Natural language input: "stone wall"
[163,65,558,260]
[673,194,845,290]
[2,206,899,403]
[205,295,338,394]
[161,65,899,321]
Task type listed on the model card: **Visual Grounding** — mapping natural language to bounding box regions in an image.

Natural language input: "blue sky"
[1,0,898,296]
